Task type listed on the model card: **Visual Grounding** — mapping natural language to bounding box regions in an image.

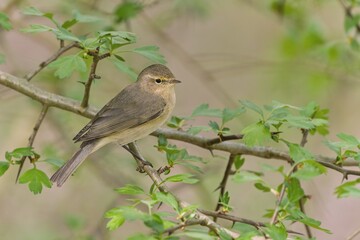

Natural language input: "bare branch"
[25,42,79,81]
[0,71,96,118]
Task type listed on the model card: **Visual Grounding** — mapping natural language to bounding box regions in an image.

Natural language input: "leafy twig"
[298,128,313,238]
[25,42,79,81]
[162,219,203,235]
[214,154,237,222]
[124,142,240,239]
[338,0,360,34]
[15,104,49,182]
[81,49,111,108]
[270,177,287,225]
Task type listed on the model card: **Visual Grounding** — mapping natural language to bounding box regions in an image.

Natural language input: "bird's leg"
[123,142,153,172]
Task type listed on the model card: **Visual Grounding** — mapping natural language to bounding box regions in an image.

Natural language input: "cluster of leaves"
[1,147,63,194]
[326,133,360,198]
[20,7,166,80]
[105,184,208,240]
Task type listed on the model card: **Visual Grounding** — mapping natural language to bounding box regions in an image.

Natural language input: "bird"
[50,64,180,187]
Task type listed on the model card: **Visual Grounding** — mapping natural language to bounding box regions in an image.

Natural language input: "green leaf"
[241,122,271,146]
[284,115,314,129]
[22,7,47,16]
[127,234,157,240]
[155,192,179,212]
[181,232,216,240]
[233,155,245,170]
[132,46,166,64]
[73,10,101,23]
[337,133,360,146]
[0,12,12,30]
[240,100,264,118]
[287,177,305,202]
[114,1,143,23]
[43,158,65,168]
[208,121,220,132]
[335,178,360,198]
[222,107,245,125]
[0,161,10,176]
[164,173,199,184]
[144,214,164,233]
[167,116,186,129]
[186,126,211,135]
[109,56,137,80]
[18,168,52,194]
[115,184,145,195]
[286,207,331,233]
[48,55,87,79]
[232,171,262,183]
[105,208,126,230]
[191,104,222,118]
[292,160,327,180]
[288,143,315,163]
[54,27,81,42]
[264,224,287,240]
[254,182,271,192]
[21,24,54,33]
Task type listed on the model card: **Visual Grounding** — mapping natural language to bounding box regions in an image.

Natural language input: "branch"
[1,70,360,175]
[214,154,237,221]
[299,128,313,238]
[347,226,360,240]
[16,104,49,182]
[0,70,97,118]
[25,42,79,81]
[162,219,203,235]
[125,142,240,239]
[338,0,360,35]
[80,50,111,108]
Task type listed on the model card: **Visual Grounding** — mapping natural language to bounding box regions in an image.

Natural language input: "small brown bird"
[51,64,180,187]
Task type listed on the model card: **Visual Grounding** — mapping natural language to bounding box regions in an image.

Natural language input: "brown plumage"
[50,64,180,187]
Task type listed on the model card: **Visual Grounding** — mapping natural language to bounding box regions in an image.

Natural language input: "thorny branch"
[338,0,360,35]
[125,142,240,239]
[214,154,237,222]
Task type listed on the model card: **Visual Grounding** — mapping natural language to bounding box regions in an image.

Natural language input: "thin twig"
[347,226,360,240]
[15,104,49,182]
[298,129,313,238]
[338,0,360,34]
[80,50,111,108]
[125,142,240,239]
[25,42,79,81]
[214,154,237,222]
[270,179,287,225]
[162,219,203,235]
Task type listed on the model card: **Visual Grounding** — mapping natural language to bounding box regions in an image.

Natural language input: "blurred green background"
[1,0,360,239]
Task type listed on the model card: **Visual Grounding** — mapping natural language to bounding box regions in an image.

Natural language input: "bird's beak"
[170,79,181,84]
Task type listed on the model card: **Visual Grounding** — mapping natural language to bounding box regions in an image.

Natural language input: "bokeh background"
[1,0,360,239]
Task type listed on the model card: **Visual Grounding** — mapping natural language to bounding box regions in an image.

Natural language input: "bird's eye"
[155,78,162,84]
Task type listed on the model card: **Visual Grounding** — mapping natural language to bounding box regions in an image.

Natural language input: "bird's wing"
[73,84,166,143]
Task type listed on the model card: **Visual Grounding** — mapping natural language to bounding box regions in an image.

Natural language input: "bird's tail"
[50,142,95,187]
